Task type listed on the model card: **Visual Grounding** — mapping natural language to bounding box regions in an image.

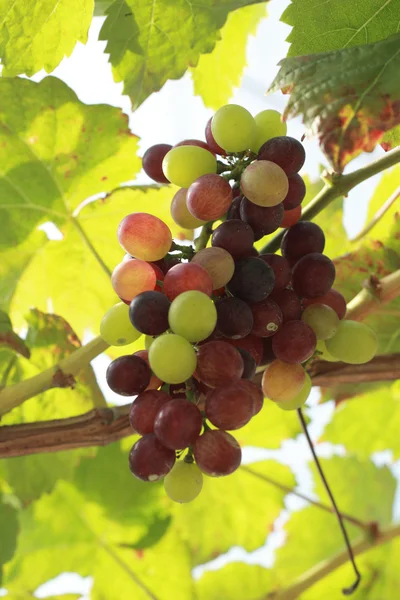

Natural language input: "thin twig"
[71,216,112,278]
[194,221,214,252]
[352,186,400,242]
[297,408,361,595]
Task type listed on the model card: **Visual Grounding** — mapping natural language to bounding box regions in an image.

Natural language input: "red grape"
[118,213,172,262]
[142,144,172,183]
[163,263,213,301]
[170,188,206,230]
[129,389,172,435]
[258,136,305,175]
[212,220,255,260]
[302,288,347,319]
[129,290,170,335]
[133,350,163,390]
[282,174,306,210]
[191,247,235,290]
[249,298,283,337]
[258,254,291,290]
[272,321,317,364]
[215,297,254,339]
[270,288,302,322]
[111,259,156,303]
[292,253,336,298]
[237,348,256,380]
[154,398,203,450]
[129,434,175,482]
[237,379,264,414]
[226,196,242,220]
[194,430,241,477]
[106,355,151,396]
[205,384,254,430]
[227,257,275,302]
[239,197,284,239]
[205,117,227,155]
[187,174,232,221]
[225,334,264,365]
[196,341,244,387]
[281,221,325,264]
[281,205,302,228]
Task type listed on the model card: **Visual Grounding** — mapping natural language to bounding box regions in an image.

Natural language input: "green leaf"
[236,401,301,448]
[0,497,19,585]
[173,460,294,565]
[382,124,400,151]
[191,3,267,109]
[273,456,395,584]
[282,0,400,57]
[269,33,400,172]
[323,381,400,459]
[0,76,139,250]
[196,562,273,600]
[10,186,185,336]
[0,311,30,359]
[0,0,94,77]
[99,0,264,110]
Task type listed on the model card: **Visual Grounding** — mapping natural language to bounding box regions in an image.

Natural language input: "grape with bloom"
[98,103,378,504]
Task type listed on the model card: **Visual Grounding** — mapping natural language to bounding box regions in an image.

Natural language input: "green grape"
[164,459,203,503]
[301,303,339,340]
[276,373,311,411]
[144,335,155,350]
[326,320,378,364]
[240,160,288,207]
[162,146,216,187]
[211,104,256,152]
[100,302,142,346]
[168,290,217,342]
[316,340,339,362]
[251,109,287,153]
[148,333,197,383]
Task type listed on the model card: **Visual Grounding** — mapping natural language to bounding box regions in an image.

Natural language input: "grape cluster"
[99,104,378,504]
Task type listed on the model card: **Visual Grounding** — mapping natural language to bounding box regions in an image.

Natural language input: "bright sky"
[3,2,393,598]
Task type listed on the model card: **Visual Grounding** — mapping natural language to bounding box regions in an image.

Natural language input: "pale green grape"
[276,373,311,411]
[162,146,216,187]
[316,340,339,362]
[240,160,288,207]
[148,333,197,383]
[301,303,339,340]
[100,302,141,346]
[326,320,377,364]
[164,460,203,503]
[211,104,256,152]
[251,109,287,153]
[168,291,217,342]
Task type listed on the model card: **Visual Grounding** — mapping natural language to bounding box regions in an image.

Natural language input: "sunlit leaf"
[196,562,273,599]
[364,165,400,253]
[382,124,400,151]
[237,401,301,448]
[0,497,19,585]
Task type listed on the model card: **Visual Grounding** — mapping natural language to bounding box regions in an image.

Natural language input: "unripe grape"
[240,160,289,207]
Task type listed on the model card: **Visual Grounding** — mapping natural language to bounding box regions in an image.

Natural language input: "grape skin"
[205,384,254,430]
[187,174,233,221]
[170,188,206,229]
[205,117,227,155]
[262,360,306,401]
[270,288,302,322]
[272,320,317,364]
[258,136,305,175]
[212,220,255,260]
[118,213,172,262]
[325,320,378,364]
[251,109,287,153]
[162,145,217,187]
[100,302,142,346]
[276,373,312,411]
[168,290,217,342]
[236,379,264,414]
[249,298,283,338]
[258,254,291,290]
[215,297,254,339]
[211,104,256,152]
[154,398,203,450]
[239,197,284,239]
[164,460,203,503]
[193,430,242,477]
[133,350,163,390]
[191,247,235,290]
[301,303,339,340]
[283,174,306,210]
[149,334,197,384]
[129,290,171,336]
[106,355,151,396]
[227,257,275,303]
[196,341,244,388]
[281,221,325,264]
[129,434,176,482]
[237,348,257,380]
[302,288,347,320]
[292,253,336,299]
[142,144,172,183]
[240,160,289,207]
[224,334,264,365]
[129,389,172,435]
[281,205,302,228]
[111,259,156,303]
[163,263,213,301]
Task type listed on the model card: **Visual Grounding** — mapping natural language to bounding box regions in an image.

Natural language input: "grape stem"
[194,221,214,251]
[297,408,361,596]
[260,145,400,253]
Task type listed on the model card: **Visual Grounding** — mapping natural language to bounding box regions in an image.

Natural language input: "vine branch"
[261,145,400,253]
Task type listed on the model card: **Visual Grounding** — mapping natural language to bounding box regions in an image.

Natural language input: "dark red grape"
[237,348,257,380]
[196,341,244,388]
[142,144,172,183]
[152,256,181,274]
[205,117,227,155]
[129,389,172,435]
[193,429,241,476]
[258,254,291,290]
[129,434,175,481]
[226,196,243,220]
[133,350,163,390]
[292,253,336,298]
[249,298,283,337]
[281,221,325,264]
[237,379,264,414]
[272,320,317,363]
[216,297,254,339]
[239,197,284,239]
[302,288,346,319]
[227,257,275,302]
[154,399,202,450]
[212,220,255,260]
[283,174,306,210]
[270,288,302,322]
[224,334,264,365]
[129,290,170,335]
[281,206,302,228]
[258,136,305,175]
[259,337,276,366]
[205,384,254,430]
[106,355,151,396]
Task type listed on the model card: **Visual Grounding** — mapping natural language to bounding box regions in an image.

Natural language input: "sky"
[2,1,393,598]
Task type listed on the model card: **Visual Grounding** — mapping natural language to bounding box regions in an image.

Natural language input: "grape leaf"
[236,401,301,448]
[0,0,94,77]
[99,0,264,110]
[191,3,267,109]
[269,33,400,172]
[172,460,294,565]
[323,381,400,459]
[0,76,140,250]
[364,164,400,253]
[282,0,400,57]
[196,562,273,600]
[272,456,395,585]
[0,311,29,359]
[382,124,400,151]
[10,186,183,336]
[0,498,19,585]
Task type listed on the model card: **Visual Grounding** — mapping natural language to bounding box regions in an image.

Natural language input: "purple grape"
[258,136,305,175]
